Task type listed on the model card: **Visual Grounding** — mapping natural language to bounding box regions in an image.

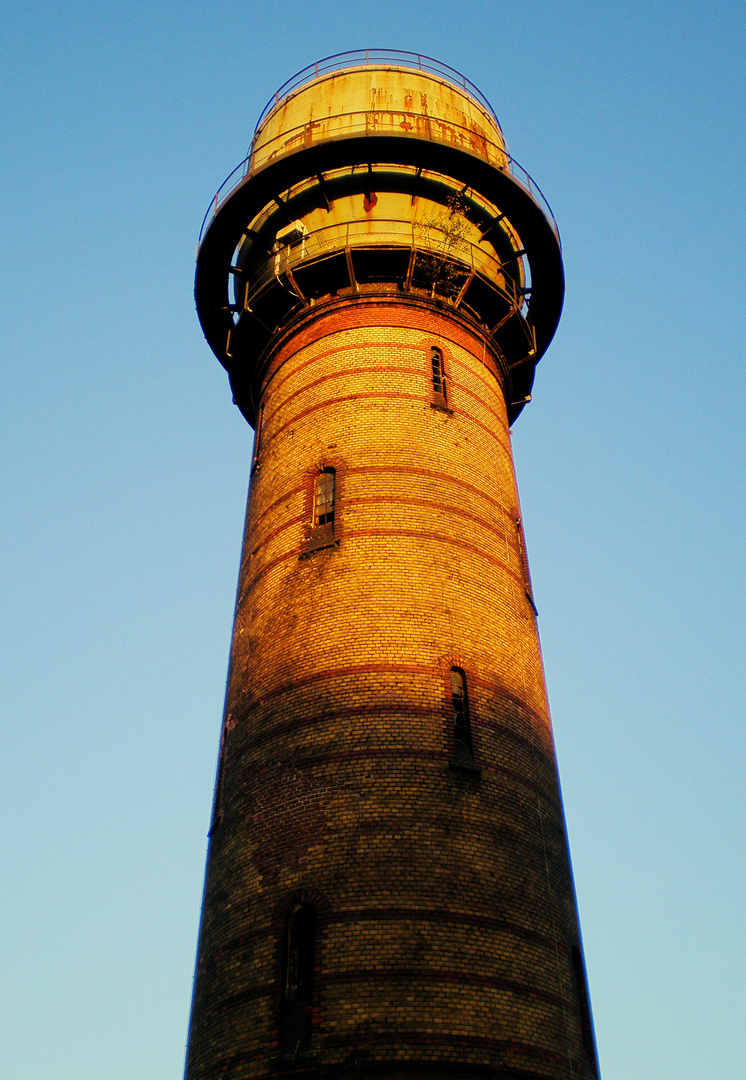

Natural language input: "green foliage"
[414,194,471,299]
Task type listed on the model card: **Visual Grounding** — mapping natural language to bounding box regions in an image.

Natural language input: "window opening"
[571,945,598,1071]
[285,905,315,1004]
[280,903,316,1054]
[314,468,336,527]
[431,347,447,401]
[208,723,227,836]
[516,517,538,615]
[451,667,473,763]
[251,406,264,472]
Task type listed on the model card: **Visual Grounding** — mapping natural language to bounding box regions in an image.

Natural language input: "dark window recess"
[571,945,598,1073]
[516,517,538,615]
[208,725,227,836]
[285,905,315,1003]
[431,347,447,401]
[251,406,264,472]
[280,904,316,1054]
[314,468,336,526]
[450,667,476,769]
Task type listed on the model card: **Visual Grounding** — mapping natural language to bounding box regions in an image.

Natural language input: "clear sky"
[1,2,744,1078]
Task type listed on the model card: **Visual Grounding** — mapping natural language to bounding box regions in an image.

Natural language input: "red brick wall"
[185,297,597,1080]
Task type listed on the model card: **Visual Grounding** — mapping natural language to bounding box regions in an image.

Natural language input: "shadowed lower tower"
[186,51,599,1080]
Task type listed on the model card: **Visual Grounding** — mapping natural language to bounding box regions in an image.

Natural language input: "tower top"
[249,55,509,176]
[251,50,505,141]
[196,52,563,425]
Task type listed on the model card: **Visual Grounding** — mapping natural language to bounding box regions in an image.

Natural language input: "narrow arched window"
[251,405,264,473]
[207,723,227,836]
[431,347,447,401]
[451,667,472,754]
[284,904,315,1005]
[516,517,538,615]
[280,903,316,1054]
[571,946,598,1071]
[314,468,336,527]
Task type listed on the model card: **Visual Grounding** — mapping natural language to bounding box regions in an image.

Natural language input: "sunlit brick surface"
[184,299,596,1080]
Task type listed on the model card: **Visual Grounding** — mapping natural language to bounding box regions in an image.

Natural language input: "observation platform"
[195,51,564,425]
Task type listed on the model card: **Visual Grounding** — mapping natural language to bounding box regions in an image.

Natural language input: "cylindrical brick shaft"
[187,52,599,1080]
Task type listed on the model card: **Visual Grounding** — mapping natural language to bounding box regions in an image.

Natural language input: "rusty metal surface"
[195,60,564,429]
[252,50,503,133]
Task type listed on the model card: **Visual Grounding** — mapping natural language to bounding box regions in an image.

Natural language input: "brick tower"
[186,51,599,1080]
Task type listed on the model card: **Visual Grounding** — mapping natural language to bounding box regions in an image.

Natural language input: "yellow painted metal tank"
[250,65,509,173]
[195,51,564,426]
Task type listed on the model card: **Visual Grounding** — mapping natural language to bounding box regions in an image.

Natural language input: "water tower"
[186,51,599,1080]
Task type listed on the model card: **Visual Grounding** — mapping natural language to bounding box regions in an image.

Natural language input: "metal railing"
[249,107,508,172]
[233,217,526,312]
[198,136,559,251]
[253,50,503,134]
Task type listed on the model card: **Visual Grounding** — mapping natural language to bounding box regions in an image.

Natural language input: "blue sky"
[1,2,744,1078]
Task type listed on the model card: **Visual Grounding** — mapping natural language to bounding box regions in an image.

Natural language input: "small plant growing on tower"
[414,194,471,300]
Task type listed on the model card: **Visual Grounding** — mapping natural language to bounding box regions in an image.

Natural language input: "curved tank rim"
[252,49,505,142]
[197,142,560,254]
[195,133,565,409]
